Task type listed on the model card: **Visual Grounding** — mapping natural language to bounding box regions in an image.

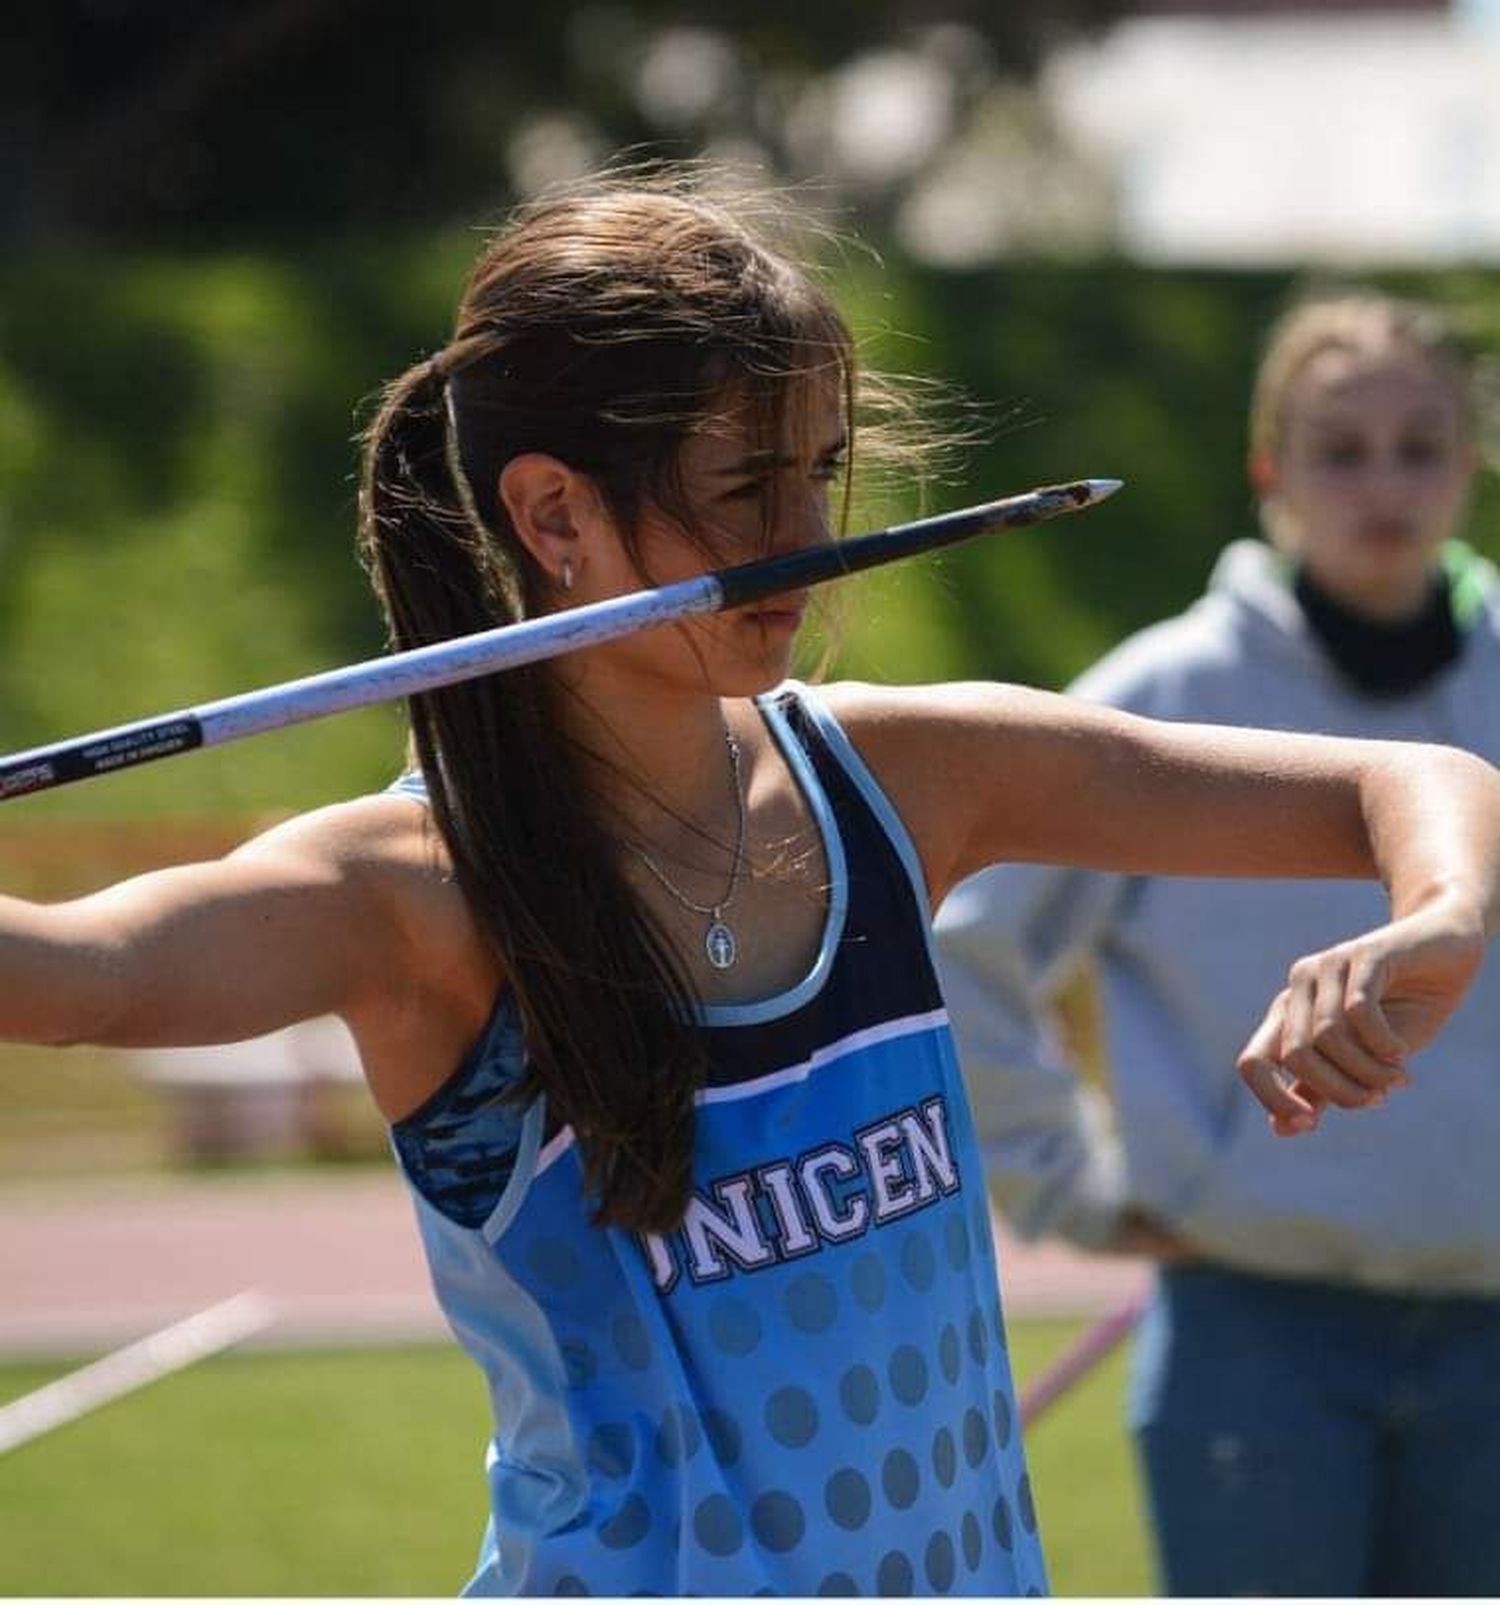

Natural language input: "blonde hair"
[1249,291,1476,463]
[1248,291,1486,555]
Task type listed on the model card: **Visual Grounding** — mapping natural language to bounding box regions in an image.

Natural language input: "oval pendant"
[705,920,738,971]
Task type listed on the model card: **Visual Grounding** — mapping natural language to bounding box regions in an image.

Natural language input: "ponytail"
[360,358,702,1233]
[357,177,868,1232]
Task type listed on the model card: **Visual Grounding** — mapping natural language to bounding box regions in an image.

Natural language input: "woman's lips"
[1355,518,1418,545]
[743,601,806,632]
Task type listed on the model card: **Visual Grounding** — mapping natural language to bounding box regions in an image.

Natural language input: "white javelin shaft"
[212,572,725,747]
[0,1291,276,1455]
[0,478,1120,801]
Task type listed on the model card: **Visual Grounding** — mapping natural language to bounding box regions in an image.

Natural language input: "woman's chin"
[718,647,796,697]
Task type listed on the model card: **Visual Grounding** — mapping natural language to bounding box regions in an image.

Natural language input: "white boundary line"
[0,1290,276,1455]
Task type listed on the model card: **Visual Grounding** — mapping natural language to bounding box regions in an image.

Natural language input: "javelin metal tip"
[1083,477,1124,501]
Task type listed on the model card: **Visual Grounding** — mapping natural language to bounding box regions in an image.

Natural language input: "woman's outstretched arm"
[0,800,414,1050]
[830,679,1500,1129]
[0,795,494,1120]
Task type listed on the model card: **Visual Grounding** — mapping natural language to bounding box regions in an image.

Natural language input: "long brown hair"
[358,173,861,1233]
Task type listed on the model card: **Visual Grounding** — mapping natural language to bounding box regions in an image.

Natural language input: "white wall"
[1044,11,1500,264]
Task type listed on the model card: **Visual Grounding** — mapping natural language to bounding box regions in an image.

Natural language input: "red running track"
[0,1171,1149,1359]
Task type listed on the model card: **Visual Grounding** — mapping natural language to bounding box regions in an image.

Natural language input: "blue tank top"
[390,683,1047,1597]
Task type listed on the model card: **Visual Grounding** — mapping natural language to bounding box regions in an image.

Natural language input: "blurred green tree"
[2,241,1495,821]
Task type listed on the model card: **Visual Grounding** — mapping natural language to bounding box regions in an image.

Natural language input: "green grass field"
[0,1323,1154,1596]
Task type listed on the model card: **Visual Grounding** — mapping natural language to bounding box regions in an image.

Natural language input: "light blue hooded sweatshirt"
[935,537,1500,1292]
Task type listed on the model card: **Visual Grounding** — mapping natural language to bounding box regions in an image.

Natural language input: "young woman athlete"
[5,190,1499,1596]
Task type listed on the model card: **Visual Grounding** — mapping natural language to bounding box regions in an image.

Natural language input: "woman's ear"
[1248,448,1280,499]
[497,454,603,592]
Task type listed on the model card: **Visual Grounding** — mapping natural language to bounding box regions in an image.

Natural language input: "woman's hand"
[1237,893,1487,1135]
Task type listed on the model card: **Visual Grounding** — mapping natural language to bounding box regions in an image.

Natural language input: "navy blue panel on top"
[387,683,948,1214]
[701,686,944,1088]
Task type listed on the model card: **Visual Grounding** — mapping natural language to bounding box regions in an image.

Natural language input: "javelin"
[0,478,1120,802]
[0,1292,275,1456]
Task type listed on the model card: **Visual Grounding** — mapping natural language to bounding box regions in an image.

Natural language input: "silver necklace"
[629,729,747,971]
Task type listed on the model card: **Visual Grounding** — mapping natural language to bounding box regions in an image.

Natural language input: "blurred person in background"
[936,290,1500,1596]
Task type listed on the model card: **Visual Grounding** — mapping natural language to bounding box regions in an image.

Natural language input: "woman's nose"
[1366,451,1430,503]
[776,484,833,553]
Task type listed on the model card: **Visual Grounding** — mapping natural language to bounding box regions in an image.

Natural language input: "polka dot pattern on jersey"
[655,1404,702,1467]
[561,1338,597,1388]
[400,685,1048,1599]
[939,1323,962,1384]
[994,1388,1013,1449]
[587,1422,634,1480]
[612,1312,652,1371]
[962,1508,983,1571]
[702,1407,742,1468]
[693,1493,743,1557]
[825,1467,872,1530]
[877,1549,916,1595]
[839,1363,880,1426]
[751,1491,806,1553]
[900,1230,937,1292]
[785,1273,839,1333]
[1019,1472,1038,1534]
[496,1183,1042,1595]
[889,1344,929,1406]
[926,1529,957,1592]
[598,1494,651,1550]
[765,1385,819,1448]
[708,1296,762,1356]
[882,1447,920,1510]
[932,1425,957,1489]
[851,1252,886,1313]
[617,1191,1037,1588]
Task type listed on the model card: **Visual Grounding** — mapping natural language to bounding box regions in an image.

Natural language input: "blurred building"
[1132,0,1447,12]
[886,0,1500,266]
[1035,0,1500,265]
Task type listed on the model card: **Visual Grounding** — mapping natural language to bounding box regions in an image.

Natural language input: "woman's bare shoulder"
[808,678,1059,747]
[233,792,502,1117]
[806,679,1093,906]
[226,791,450,889]
[229,792,492,1001]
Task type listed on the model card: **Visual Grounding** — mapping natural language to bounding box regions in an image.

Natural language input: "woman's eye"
[721,478,768,503]
[1398,436,1445,469]
[1314,440,1366,469]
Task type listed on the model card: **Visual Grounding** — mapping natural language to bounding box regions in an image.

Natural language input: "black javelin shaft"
[0,478,1120,802]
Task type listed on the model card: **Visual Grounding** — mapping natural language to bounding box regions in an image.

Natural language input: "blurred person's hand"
[1108,1206,1197,1262]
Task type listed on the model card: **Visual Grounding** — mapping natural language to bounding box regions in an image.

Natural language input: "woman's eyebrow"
[1307,405,1452,432]
[711,436,849,475]
[711,449,790,475]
